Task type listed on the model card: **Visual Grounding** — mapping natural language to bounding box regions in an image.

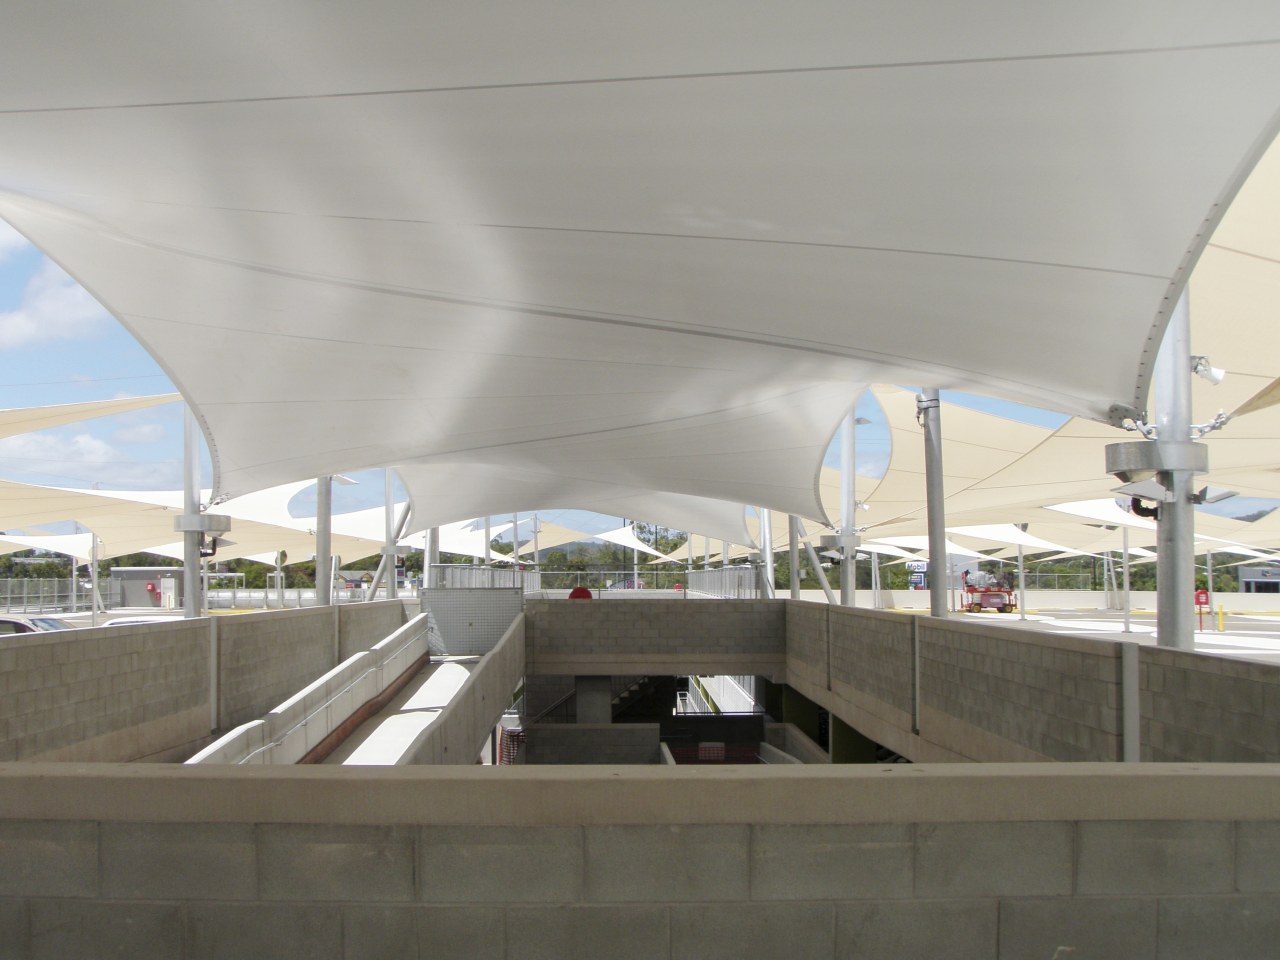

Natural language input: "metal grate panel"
[419,587,524,655]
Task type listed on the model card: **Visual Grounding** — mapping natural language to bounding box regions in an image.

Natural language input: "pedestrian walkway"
[323,655,478,765]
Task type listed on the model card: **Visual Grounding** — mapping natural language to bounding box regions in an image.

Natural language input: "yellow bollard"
[1218,604,1225,632]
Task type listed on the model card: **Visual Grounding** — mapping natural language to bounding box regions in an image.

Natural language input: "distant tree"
[106,552,183,570]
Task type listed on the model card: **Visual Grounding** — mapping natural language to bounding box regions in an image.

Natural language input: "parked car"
[0,615,75,635]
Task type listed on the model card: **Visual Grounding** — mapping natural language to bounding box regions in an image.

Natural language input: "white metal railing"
[186,610,437,764]
[686,567,759,599]
[0,578,100,613]
[205,585,419,610]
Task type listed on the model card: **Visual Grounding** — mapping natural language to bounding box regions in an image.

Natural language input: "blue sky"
[0,217,1271,532]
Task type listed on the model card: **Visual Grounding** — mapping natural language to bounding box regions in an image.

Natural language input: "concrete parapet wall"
[782,601,1280,763]
[0,602,429,765]
[1,764,1279,958]
[189,614,434,765]
[0,620,209,763]
[916,617,1122,762]
[337,600,410,661]
[216,608,338,730]
[405,614,525,764]
[522,723,661,764]
[525,598,785,678]
[1141,645,1280,761]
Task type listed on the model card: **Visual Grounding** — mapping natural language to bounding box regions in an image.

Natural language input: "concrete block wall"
[525,599,785,677]
[522,723,661,764]
[2,764,1280,959]
[337,600,410,661]
[916,617,1123,762]
[828,606,914,717]
[1141,646,1280,761]
[406,615,525,765]
[784,601,1280,764]
[781,601,827,695]
[217,608,339,730]
[0,620,209,763]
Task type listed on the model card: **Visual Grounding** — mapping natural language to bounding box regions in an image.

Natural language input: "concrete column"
[918,389,948,618]
[576,676,612,724]
[1121,641,1140,762]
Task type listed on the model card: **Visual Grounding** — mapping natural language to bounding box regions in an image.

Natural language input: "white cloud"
[0,219,30,263]
[111,422,166,444]
[0,430,179,488]
[0,257,113,349]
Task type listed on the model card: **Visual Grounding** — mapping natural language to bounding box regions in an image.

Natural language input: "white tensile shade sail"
[512,521,584,559]
[593,525,671,562]
[0,479,383,565]
[1,5,1279,529]
[0,532,96,563]
[0,395,178,439]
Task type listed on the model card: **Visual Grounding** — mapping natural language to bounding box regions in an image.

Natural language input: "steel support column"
[1017,544,1027,621]
[385,471,397,600]
[918,389,948,618]
[1154,292,1197,650]
[427,527,442,587]
[89,534,100,627]
[799,522,837,605]
[316,475,332,606]
[788,515,801,600]
[1122,525,1132,633]
[182,405,202,618]
[758,509,775,599]
[839,411,857,606]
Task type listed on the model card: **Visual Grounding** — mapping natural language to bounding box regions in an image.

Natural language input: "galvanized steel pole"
[918,389,948,618]
[183,405,202,619]
[758,509,775,599]
[384,470,397,600]
[1154,292,1196,650]
[316,476,332,606]
[788,515,801,600]
[840,411,856,606]
[1122,525,1132,633]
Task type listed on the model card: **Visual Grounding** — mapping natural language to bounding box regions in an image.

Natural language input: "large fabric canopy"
[2,3,1279,529]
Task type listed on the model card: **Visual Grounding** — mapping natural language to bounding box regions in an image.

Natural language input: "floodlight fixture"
[1193,486,1238,505]
[1191,356,1226,386]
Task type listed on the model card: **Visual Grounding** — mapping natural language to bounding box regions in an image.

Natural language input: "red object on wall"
[145,582,156,593]
[567,586,593,600]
